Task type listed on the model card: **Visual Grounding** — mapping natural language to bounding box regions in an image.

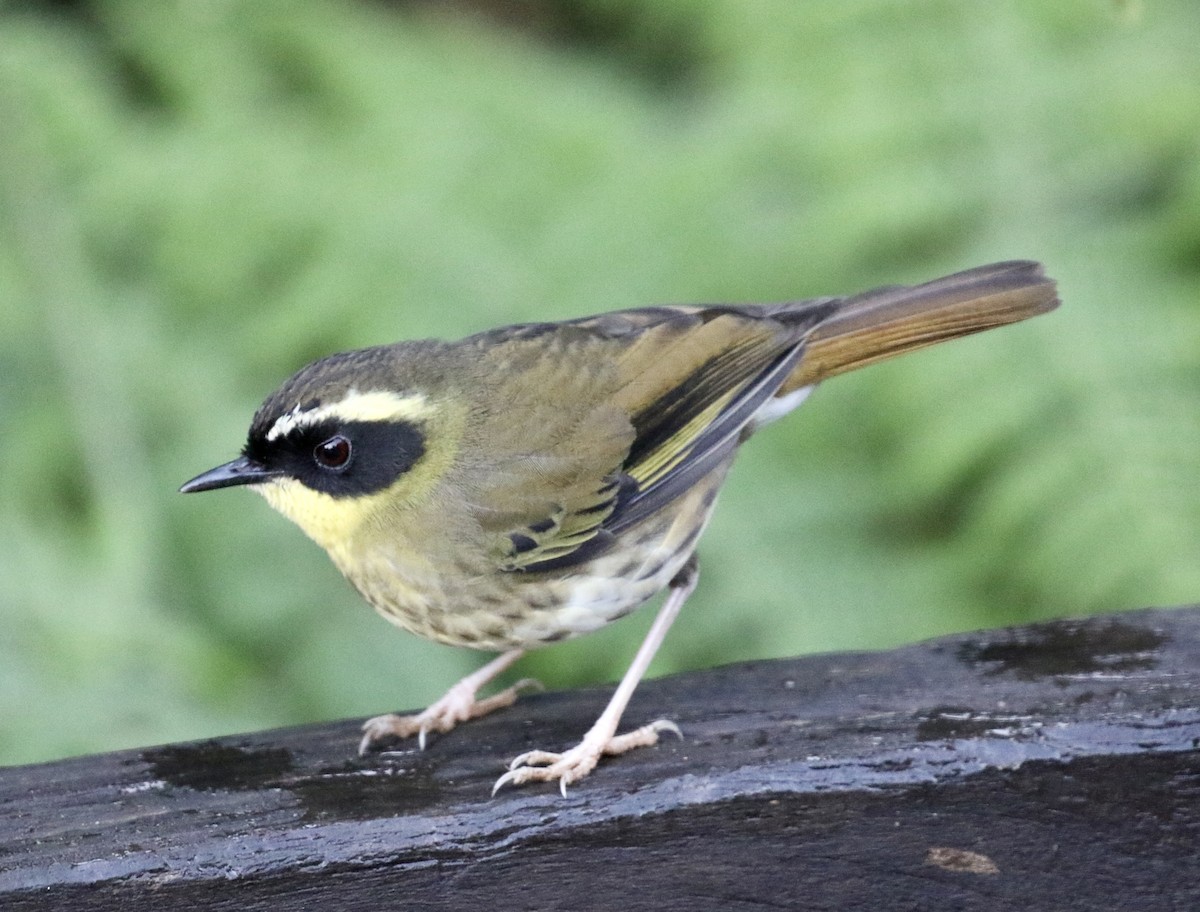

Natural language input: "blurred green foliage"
[1,0,1198,766]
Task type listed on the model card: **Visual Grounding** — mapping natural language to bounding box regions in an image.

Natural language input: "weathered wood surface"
[2,606,1199,911]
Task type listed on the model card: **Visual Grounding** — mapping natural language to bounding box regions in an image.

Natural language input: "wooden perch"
[3,606,1199,911]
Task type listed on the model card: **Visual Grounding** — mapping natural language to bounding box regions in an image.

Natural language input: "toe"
[359,712,420,754]
[506,749,561,770]
[603,718,682,756]
[359,724,387,756]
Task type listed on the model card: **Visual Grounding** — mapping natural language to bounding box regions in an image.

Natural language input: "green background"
[2,0,1198,766]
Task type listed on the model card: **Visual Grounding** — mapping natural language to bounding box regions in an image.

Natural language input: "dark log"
[2,606,1199,911]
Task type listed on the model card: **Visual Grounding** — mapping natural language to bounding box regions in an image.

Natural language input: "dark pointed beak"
[179,455,280,493]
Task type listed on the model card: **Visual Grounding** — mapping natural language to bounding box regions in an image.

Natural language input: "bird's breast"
[336,468,725,652]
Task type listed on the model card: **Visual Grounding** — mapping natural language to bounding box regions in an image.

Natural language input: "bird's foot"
[493,718,681,797]
[359,677,543,754]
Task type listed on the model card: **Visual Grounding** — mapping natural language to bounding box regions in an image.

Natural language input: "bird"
[180,260,1058,795]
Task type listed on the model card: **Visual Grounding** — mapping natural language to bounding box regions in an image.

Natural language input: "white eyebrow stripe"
[266,389,433,441]
[266,405,311,442]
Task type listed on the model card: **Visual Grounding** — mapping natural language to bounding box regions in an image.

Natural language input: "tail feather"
[781,260,1059,393]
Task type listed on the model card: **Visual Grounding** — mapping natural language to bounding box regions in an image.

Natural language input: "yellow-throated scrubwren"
[182,260,1058,794]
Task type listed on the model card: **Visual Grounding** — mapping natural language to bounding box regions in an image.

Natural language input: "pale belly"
[339,469,724,651]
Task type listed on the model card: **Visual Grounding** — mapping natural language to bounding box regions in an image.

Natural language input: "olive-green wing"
[470,304,832,572]
[474,260,1058,572]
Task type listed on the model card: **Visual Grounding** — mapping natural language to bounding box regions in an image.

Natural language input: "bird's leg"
[359,648,539,754]
[493,556,698,796]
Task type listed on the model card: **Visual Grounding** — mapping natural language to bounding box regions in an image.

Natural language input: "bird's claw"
[492,718,681,797]
[359,677,544,755]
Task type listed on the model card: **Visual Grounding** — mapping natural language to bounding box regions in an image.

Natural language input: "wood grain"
[2,607,1198,910]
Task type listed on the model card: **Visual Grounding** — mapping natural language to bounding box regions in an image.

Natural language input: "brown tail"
[781,260,1059,393]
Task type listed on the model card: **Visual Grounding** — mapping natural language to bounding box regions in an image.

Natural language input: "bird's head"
[180,348,460,553]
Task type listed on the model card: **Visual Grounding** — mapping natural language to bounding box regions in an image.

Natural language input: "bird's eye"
[313,435,352,470]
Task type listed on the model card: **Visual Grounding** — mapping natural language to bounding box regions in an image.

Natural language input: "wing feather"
[472,305,830,572]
